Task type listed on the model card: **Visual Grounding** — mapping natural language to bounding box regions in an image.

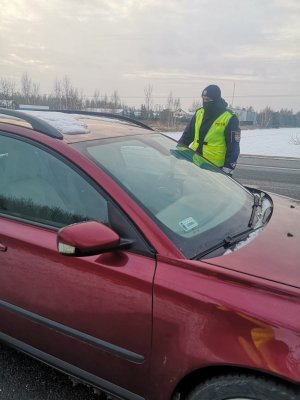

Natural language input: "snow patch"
[224,228,263,255]
[224,195,272,255]
[22,111,88,134]
[19,111,140,134]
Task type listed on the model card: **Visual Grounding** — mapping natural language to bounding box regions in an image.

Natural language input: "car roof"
[62,117,152,144]
[0,109,155,143]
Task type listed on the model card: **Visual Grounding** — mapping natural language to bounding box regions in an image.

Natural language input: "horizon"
[1,72,299,114]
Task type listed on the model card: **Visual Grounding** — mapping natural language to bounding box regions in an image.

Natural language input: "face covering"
[203,98,226,117]
[203,100,216,114]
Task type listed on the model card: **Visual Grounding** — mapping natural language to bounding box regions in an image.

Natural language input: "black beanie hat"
[202,85,221,101]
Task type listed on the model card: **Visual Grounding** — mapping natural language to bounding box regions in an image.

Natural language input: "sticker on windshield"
[179,217,199,232]
[0,153,8,158]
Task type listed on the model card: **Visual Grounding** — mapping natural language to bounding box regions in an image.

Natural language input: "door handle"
[0,242,7,252]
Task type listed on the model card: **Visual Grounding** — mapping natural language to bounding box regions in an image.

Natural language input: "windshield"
[72,133,254,259]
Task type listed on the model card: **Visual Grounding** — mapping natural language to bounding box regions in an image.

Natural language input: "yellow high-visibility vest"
[191,108,233,167]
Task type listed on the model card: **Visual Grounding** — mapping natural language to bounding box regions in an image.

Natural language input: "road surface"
[234,155,300,200]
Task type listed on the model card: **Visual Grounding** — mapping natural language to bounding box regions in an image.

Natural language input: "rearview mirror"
[57,221,121,256]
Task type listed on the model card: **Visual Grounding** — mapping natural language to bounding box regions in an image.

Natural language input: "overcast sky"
[0,0,299,111]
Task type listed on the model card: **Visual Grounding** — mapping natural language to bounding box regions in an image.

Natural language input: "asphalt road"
[0,343,103,399]
[0,155,299,399]
[234,155,300,200]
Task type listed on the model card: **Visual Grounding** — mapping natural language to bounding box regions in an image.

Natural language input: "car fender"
[148,256,300,400]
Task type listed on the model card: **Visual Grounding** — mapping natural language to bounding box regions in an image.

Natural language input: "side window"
[0,134,108,228]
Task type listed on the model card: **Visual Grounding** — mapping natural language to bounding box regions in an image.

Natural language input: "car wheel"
[185,374,299,400]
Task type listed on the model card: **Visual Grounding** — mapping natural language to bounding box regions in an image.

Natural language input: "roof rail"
[50,110,155,131]
[0,108,63,139]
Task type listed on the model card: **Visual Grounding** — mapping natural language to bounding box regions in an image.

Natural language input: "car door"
[0,132,156,399]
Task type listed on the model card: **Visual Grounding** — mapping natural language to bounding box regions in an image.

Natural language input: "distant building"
[84,107,123,115]
[174,108,194,119]
[133,110,142,118]
[233,108,257,126]
[18,105,50,111]
[0,100,18,109]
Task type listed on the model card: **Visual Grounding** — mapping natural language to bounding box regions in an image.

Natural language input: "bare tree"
[79,89,85,110]
[154,103,163,113]
[162,93,182,128]
[144,84,153,119]
[258,106,273,128]
[103,93,108,107]
[53,78,62,109]
[31,82,40,103]
[190,100,202,112]
[0,78,16,106]
[173,97,181,128]
[93,90,100,108]
[110,90,120,111]
[62,75,72,109]
[174,97,181,110]
[166,91,173,109]
[21,72,32,104]
[69,87,82,110]
[165,92,174,127]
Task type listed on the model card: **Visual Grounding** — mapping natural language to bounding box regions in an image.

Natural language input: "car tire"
[185,373,299,400]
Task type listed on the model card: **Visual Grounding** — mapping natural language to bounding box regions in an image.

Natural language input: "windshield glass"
[72,133,253,259]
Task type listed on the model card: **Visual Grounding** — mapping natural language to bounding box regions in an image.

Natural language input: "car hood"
[204,194,300,288]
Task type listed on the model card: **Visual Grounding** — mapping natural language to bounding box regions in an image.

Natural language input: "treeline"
[256,107,300,128]
[0,73,300,128]
[0,73,124,111]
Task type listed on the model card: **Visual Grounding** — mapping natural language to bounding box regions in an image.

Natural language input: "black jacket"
[178,101,240,171]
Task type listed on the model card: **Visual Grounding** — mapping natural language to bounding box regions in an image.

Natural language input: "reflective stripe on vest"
[191,108,233,167]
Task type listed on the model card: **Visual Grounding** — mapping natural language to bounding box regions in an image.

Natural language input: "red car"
[0,109,300,400]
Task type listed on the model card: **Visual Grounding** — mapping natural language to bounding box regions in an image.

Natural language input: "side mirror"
[57,221,122,256]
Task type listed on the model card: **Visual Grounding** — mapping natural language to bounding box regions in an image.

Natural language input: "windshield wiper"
[193,227,256,260]
[248,193,262,228]
[194,192,267,260]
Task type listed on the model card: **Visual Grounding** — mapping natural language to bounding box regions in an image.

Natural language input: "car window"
[0,134,108,228]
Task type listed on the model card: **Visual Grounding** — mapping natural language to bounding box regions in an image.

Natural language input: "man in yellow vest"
[178,85,241,176]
